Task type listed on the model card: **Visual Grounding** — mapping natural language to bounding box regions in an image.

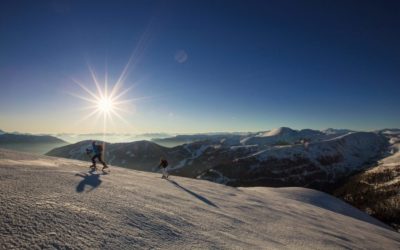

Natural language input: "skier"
[158,158,169,179]
[87,141,109,172]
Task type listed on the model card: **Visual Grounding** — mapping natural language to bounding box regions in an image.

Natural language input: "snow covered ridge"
[334,131,400,231]
[239,127,353,146]
[46,128,394,191]
[199,132,388,191]
[1,149,399,249]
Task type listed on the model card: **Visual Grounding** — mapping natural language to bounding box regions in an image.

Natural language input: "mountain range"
[1,148,399,248]
[46,127,387,191]
[45,127,400,230]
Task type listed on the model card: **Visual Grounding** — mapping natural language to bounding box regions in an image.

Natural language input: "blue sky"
[0,0,399,134]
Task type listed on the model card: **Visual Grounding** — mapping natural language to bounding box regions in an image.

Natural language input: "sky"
[0,0,399,134]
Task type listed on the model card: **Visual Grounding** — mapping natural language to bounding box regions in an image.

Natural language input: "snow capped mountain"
[322,128,354,135]
[1,149,399,249]
[259,127,297,137]
[335,129,400,231]
[200,132,388,191]
[152,133,246,147]
[240,127,326,146]
[0,129,4,135]
[47,128,391,194]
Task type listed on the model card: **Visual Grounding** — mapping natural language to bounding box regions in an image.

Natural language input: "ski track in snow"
[1,149,399,249]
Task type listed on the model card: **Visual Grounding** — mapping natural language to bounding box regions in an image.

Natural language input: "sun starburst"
[69,63,137,132]
[97,97,114,113]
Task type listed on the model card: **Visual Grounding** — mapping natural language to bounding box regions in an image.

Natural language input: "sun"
[69,64,137,128]
[97,97,114,113]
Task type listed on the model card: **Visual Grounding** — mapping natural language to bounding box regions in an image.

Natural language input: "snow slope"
[1,149,399,249]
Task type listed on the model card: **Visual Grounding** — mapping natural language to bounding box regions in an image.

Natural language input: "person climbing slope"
[87,141,109,172]
[158,158,169,179]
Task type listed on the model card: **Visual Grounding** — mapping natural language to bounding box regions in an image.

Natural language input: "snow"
[366,142,400,188]
[322,128,353,135]
[263,187,387,226]
[192,145,209,158]
[1,149,399,249]
[240,127,323,146]
[261,127,295,137]
[201,169,233,184]
[230,145,258,150]
[170,144,209,170]
[248,132,385,171]
[0,159,58,167]
[381,129,400,135]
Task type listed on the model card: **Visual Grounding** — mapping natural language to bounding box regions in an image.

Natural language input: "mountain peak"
[263,127,295,137]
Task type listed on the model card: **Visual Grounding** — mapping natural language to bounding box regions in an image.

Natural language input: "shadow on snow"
[167,179,218,208]
[74,170,217,209]
[75,170,102,193]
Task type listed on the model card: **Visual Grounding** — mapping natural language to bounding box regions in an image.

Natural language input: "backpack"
[161,159,168,168]
[96,144,103,152]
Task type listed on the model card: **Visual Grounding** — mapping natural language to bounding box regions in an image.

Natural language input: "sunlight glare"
[70,65,137,127]
[98,97,114,113]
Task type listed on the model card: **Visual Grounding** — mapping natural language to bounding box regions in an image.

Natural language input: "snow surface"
[261,127,295,137]
[1,149,399,249]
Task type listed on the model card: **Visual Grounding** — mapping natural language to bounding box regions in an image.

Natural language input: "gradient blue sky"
[0,0,399,134]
